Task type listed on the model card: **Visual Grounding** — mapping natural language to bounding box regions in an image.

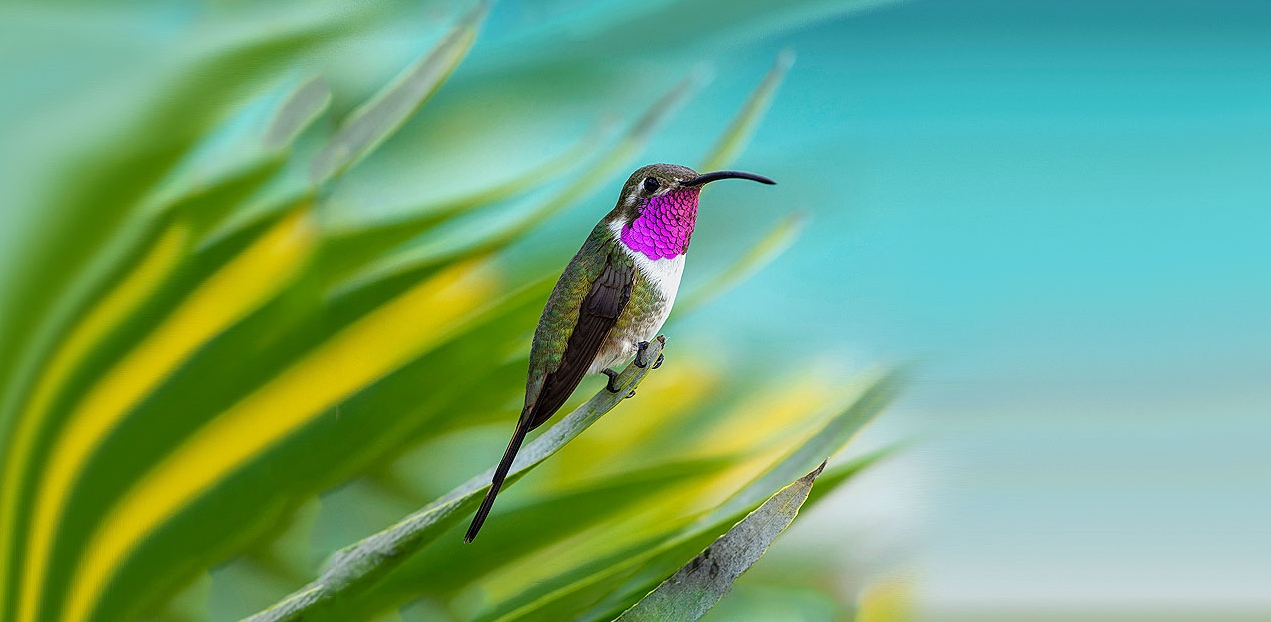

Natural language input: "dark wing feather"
[464,255,633,542]
[527,257,634,429]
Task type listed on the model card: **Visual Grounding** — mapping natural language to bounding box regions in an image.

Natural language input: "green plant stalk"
[242,337,666,622]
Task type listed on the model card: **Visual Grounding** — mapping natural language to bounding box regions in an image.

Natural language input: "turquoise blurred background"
[3,0,1268,619]
[670,1,1271,619]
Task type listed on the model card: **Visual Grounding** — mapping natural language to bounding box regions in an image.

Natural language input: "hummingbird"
[464,163,774,543]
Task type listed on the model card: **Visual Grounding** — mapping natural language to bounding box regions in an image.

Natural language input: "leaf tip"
[462,0,496,29]
[775,48,797,72]
[264,76,332,150]
[810,459,828,480]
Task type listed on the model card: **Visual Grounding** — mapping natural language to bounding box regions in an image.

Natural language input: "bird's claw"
[652,353,664,369]
[626,389,636,398]
[601,368,621,393]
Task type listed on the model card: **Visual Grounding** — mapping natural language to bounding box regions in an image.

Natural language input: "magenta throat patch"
[620,188,700,260]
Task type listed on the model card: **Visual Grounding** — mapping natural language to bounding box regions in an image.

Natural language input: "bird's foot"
[635,339,665,369]
[601,368,622,393]
[635,341,651,368]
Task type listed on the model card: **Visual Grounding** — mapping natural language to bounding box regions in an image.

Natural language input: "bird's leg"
[601,368,622,393]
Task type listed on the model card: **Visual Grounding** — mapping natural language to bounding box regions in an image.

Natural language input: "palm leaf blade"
[615,462,825,622]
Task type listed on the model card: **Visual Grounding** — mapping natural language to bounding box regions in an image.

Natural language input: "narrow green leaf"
[707,370,901,523]
[698,50,795,173]
[309,1,492,182]
[675,211,805,317]
[171,159,289,237]
[489,529,716,622]
[614,461,826,622]
[317,121,611,280]
[242,338,666,622]
[265,77,332,150]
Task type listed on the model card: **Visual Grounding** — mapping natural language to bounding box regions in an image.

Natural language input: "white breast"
[608,221,685,306]
[632,253,684,305]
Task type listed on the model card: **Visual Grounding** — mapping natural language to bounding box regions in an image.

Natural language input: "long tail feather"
[465,417,531,543]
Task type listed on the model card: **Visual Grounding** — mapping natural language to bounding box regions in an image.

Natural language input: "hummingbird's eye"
[642,177,660,193]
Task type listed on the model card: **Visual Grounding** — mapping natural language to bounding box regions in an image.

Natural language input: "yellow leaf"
[17,210,315,622]
[0,222,187,608]
[60,254,500,622]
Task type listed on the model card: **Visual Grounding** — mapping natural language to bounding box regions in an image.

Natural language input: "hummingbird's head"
[609,163,774,260]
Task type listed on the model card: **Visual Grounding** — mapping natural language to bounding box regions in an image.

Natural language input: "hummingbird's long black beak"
[683,170,776,187]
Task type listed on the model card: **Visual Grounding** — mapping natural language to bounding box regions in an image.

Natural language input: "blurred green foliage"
[0,1,897,621]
